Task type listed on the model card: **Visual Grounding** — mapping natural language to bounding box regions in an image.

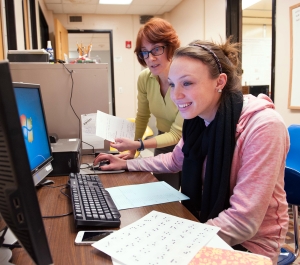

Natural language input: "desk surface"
[5,156,198,265]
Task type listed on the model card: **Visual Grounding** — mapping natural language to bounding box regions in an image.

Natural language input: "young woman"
[95,38,289,264]
[110,18,183,190]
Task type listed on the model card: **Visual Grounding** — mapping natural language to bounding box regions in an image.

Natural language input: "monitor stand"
[37,178,55,186]
[0,247,14,265]
[0,227,17,265]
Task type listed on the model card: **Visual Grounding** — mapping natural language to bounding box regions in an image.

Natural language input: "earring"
[218,89,222,93]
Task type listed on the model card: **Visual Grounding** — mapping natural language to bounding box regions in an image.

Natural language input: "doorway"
[226,0,275,102]
[67,30,115,116]
[242,0,273,98]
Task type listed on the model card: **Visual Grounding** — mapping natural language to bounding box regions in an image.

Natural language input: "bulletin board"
[289,3,300,109]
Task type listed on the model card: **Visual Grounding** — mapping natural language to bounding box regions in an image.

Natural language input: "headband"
[192,44,222,74]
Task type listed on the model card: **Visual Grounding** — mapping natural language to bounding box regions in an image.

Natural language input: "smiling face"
[169,56,227,122]
[141,39,171,78]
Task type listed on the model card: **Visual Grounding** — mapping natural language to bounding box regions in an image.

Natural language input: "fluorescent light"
[242,0,261,10]
[99,0,132,4]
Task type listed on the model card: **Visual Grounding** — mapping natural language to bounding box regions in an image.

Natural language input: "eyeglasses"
[138,46,166,60]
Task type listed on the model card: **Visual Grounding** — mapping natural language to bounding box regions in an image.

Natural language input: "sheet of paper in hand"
[96,111,135,142]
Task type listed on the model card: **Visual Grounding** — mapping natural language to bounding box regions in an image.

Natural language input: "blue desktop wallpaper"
[14,87,51,171]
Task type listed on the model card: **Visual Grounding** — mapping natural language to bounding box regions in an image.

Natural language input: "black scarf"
[181,91,243,222]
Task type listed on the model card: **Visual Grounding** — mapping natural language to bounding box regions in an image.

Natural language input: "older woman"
[110,18,183,190]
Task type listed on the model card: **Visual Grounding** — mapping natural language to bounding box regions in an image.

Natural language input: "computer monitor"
[12,82,53,186]
[0,61,53,264]
[10,63,111,154]
[248,85,269,97]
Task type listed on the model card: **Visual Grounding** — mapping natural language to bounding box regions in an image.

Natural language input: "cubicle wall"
[10,63,110,152]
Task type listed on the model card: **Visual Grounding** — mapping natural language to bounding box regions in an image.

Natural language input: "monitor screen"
[0,60,53,264]
[248,85,269,97]
[13,83,53,185]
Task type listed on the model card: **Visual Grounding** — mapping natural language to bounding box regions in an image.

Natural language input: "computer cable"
[58,61,80,138]
[42,185,73,219]
[82,140,95,154]
[80,162,97,174]
[42,212,73,219]
[40,183,69,188]
[58,61,96,153]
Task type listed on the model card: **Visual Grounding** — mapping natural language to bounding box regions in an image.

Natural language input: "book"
[188,246,272,265]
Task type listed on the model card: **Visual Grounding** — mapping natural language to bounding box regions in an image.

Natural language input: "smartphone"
[75,230,114,245]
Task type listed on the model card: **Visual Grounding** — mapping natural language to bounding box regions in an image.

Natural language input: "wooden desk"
[7,157,197,265]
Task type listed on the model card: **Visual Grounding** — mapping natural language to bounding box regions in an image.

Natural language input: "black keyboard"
[69,173,121,228]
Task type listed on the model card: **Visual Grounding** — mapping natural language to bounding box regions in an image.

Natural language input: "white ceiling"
[56,0,272,53]
[44,0,272,15]
[51,0,184,53]
[44,0,184,15]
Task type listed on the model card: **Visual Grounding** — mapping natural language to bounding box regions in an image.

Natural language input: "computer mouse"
[99,160,110,167]
[91,160,110,171]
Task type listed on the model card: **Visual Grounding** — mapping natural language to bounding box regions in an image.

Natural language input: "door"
[54,18,69,61]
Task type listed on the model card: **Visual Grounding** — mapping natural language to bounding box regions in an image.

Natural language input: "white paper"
[96,111,135,142]
[111,234,232,265]
[81,113,104,149]
[106,181,189,210]
[92,210,219,265]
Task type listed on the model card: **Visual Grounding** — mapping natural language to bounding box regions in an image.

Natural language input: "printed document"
[92,210,220,265]
[81,113,104,149]
[96,111,135,142]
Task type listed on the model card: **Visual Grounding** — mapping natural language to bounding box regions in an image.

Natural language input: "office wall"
[275,0,300,126]
[8,0,299,126]
[52,0,226,121]
[167,0,226,44]
[54,13,138,120]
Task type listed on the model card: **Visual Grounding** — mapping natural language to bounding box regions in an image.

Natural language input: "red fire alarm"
[125,41,131,49]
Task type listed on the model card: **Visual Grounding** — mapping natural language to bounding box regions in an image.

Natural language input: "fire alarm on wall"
[125,41,131,49]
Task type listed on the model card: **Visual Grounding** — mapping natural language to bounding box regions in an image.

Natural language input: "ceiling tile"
[131,0,169,5]
[96,5,130,14]
[126,5,161,15]
[46,3,64,13]
[62,3,98,13]
[157,5,179,14]
[165,0,182,5]
[45,0,184,14]
[44,0,62,4]
[62,0,98,3]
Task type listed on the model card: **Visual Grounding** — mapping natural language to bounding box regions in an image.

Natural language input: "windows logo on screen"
[20,114,33,143]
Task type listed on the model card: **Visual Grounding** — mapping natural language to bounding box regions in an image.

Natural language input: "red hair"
[134,18,180,67]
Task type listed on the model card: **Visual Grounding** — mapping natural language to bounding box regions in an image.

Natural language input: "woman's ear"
[216,73,227,90]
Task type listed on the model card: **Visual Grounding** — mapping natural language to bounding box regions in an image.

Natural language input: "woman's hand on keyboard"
[94,153,127,171]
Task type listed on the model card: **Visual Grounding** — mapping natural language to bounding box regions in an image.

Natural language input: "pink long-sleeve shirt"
[127,94,289,264]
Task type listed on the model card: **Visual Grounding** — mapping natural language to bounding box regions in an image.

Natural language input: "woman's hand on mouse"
[94,153,127,171]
